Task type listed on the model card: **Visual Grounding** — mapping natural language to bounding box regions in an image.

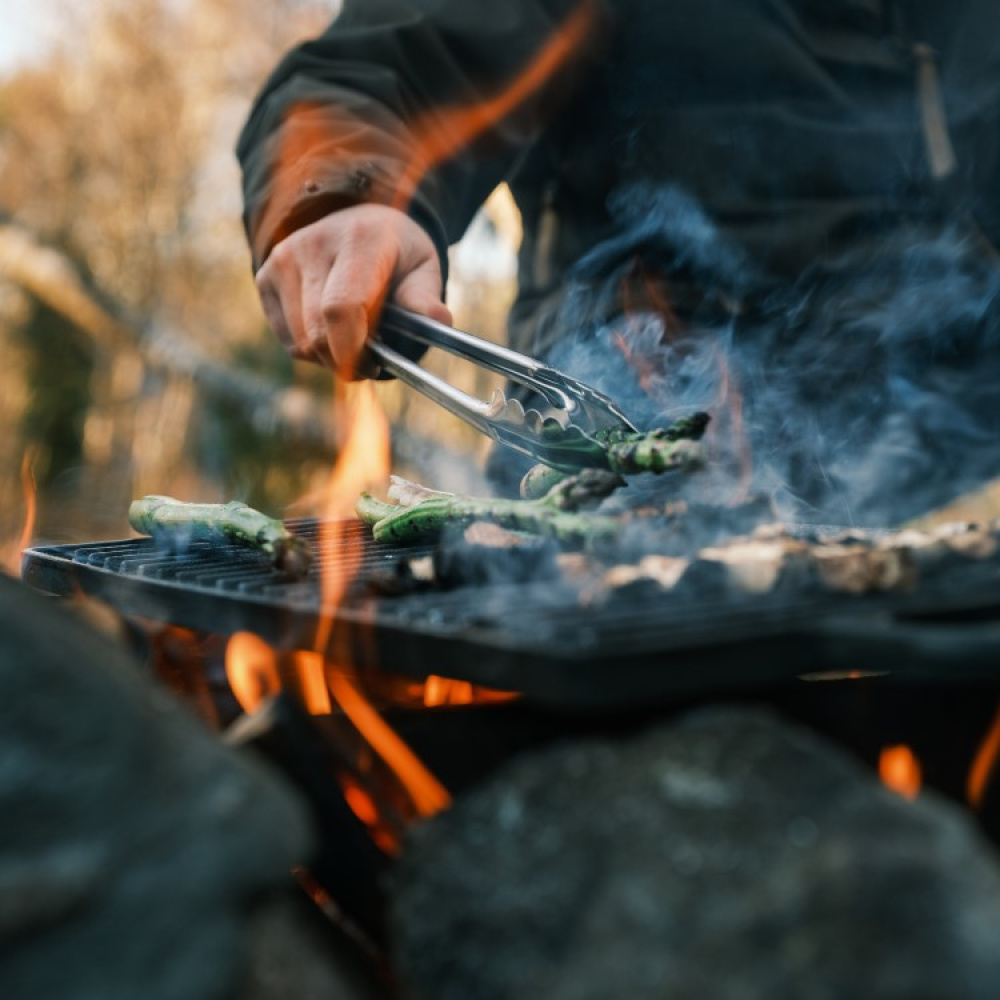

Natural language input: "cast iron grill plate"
[21,519,1000,708]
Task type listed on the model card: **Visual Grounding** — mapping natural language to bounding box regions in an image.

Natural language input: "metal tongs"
[369,304,638,471]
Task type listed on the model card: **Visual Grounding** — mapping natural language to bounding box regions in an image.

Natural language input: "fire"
[394,3,597,201]
[314,380,390,656]
[423,674,474,707]
[5,448,38,575]
[262,2,597,259]
[225,635,333,716]
[879,745,922,801]
[230,5,595,831]
[327,664,451,817]
[225,631,282,715]
[967,702,1000,809]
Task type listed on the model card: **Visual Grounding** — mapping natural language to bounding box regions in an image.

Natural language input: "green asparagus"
[129,495,312,578]
[356,474,625,547]
[520,412,710,498]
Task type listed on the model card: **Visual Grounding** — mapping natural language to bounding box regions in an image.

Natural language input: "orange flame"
[395,3,596,201]
[879,745,922,801]
[315,380,391,656]
[967,702,1000,809]
[262,2,596,262]
[5,448,38,575]
[234,5,593,827]
[324,660,451,817]
[225,631,282,714]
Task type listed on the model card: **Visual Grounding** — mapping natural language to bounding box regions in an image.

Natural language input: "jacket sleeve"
[236,0,605,272]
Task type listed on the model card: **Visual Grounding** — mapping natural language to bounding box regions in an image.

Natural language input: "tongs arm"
[369,305,636,471]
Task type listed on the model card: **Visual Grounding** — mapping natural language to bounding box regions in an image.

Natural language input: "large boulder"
[0,573,312,999]
[390,706,1000,1000]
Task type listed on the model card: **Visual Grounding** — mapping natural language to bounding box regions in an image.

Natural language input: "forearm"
[237,0,605,270]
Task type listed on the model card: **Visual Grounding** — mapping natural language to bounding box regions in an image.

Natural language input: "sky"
[2,4,55,75]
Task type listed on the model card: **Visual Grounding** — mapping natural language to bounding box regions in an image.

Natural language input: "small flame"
[967,702,1000,809]
[225,631,282,714]
[879,745,922,801]
[5,448,38,574]
[225,633,332,716]
[339,775,400,855]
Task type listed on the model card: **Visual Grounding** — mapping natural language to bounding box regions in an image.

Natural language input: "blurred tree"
[0,0,522,547]
[0,0,336,539]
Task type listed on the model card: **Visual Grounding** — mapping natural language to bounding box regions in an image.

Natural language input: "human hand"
[255,204,452,378]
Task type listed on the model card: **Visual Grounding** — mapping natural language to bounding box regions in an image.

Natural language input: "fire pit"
[19,511,1000,996]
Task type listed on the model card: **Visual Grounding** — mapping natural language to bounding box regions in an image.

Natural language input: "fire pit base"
[389,707,1000,1000]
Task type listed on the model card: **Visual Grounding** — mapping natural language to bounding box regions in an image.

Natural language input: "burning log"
[129,495,313,578]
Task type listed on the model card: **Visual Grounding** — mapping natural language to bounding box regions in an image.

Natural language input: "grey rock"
[390,707,1000,1000]
[0,575,312,999]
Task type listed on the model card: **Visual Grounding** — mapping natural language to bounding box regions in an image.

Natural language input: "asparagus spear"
[129,495,312,578]
[520,412,710,499]
[356,472,626,547]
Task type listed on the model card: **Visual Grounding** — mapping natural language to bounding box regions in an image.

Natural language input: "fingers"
[314,238,394,379]
[255,205,448,379]
[394,259,454,328]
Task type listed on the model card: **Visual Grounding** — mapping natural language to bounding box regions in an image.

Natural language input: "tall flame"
[879,745,922,801]
[228,4,593,827]
[394,3,596,202]
[264,2,596,248]
[314,380,391,655]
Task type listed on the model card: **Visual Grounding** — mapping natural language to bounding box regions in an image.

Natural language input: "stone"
[390,706,1000,1000]
[0,573,312,1000]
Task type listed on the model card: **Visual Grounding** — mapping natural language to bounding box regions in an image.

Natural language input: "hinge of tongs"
[368,304,637,471]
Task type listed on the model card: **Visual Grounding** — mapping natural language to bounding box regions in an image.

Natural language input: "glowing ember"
[423,675,474,707]
[967,702,1000,809]
[879,745,922,801]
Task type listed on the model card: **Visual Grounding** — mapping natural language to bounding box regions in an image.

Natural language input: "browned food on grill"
[928,521,998,560]
[699,537,813,594]
[463,522,535,548]
[433,522,560,587]
[601,555,688,591]
[808,543,917,594]
[585,519,1000,603]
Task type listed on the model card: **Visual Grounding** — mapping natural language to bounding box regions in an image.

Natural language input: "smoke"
[545,183,1000,527]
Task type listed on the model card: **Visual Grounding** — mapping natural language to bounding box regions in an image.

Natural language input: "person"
[237,0,1000,520]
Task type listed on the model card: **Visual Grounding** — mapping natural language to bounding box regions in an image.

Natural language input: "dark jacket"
[237,0,1000,353]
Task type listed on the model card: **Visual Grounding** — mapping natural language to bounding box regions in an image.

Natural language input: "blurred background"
[0,0,521,566]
